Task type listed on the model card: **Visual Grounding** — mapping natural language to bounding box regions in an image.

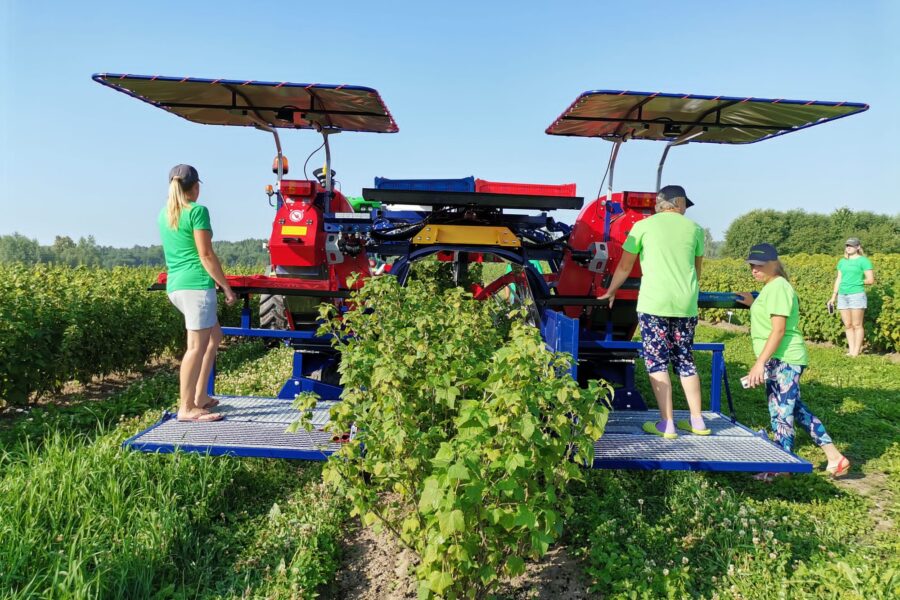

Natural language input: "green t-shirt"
[837,256,873,295]
[157,203,215,292]
[749,276,808,365]
[622,212,704,317]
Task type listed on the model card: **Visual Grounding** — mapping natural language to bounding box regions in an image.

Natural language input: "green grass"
[0,343,347,600]
[1,325,897,599]
[565,324,900,599]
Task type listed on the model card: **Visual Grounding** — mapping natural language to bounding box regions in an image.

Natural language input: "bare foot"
[176,408,224,422]
[195,395,220,409]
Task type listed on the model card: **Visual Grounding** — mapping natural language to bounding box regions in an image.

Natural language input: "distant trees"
[723,208,899,257]
[0,233,269,267]
[3,206,896,269]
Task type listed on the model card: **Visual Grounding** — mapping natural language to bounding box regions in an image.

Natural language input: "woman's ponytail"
[774,260,789,281]
[166,177,191,229]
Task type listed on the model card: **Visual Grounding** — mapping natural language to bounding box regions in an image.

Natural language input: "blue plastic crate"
[373,176,475,193]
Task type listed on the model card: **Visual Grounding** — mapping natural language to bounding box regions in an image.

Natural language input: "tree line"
[1,207,896,267]
[0,234,269,268]
[722,207,899,257]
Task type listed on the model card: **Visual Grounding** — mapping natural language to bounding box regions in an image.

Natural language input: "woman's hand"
[746,361,767,388]
[223,287,237,306]
[598,290,616,308]
[736,292,755,307]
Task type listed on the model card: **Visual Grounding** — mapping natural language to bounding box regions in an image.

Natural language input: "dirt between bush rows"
[0,355,181,417]
[330,521,593,599]
[832,471,895,534]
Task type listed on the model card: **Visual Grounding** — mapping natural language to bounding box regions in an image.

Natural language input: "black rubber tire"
[259,293,289,330]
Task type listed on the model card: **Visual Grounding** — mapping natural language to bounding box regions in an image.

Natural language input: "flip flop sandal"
[177,412,225,423]
[676,419,711,436]
[826,456,850,478]
[642,421,677,439]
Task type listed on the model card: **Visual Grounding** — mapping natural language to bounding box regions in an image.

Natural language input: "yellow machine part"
[280,225,308,236]
[411,225,521,247]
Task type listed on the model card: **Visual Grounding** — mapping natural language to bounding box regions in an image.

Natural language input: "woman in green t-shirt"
[159,165,237,423]
[737,244,849,480]
[828,238,875,357]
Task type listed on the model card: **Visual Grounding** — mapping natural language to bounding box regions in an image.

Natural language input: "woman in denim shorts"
[738,244,849,480]
[828,238,875,356]
[158,165,237,422]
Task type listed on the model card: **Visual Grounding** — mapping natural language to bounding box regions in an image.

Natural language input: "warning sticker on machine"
[281,226,308,236]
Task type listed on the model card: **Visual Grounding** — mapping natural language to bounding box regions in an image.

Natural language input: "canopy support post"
[655,131,704,192]
[606,139,622,202]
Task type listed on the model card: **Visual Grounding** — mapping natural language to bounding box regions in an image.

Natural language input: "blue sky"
[1,0,897,247]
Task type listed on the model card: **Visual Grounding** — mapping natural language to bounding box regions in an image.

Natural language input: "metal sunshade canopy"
[546,90,868,144]
[92,73,398,133]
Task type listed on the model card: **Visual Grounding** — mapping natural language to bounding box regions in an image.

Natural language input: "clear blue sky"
[1,0,897,247]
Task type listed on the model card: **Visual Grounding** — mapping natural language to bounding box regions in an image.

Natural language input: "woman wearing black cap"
[737,244,849,479]
[158,164,237,422]
[828,238,875,356]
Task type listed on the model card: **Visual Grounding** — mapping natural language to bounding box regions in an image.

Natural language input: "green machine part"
[346,196,381,212]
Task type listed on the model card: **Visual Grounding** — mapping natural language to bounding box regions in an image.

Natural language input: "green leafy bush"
[0,264,249,405]
[700,254,899,353]
[301,272,610,598]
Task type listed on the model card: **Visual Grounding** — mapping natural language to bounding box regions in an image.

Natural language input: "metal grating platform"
[123,396,342,460]
[124,399,811,472]
[593,410,810,472]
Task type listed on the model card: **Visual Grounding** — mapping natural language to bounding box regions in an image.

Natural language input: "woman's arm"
[194,229,237,305]
[864,269,875,285]
[597,251,638,308]
[830,270,842,303]
[747,315,787,387]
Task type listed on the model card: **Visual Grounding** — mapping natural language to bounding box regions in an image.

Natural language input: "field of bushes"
[0,261,898,598]
[2,254,896,407]
[700,254,899,353]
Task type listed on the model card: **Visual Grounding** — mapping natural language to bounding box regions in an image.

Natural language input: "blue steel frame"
[209,297,342,401]
[540,309,811,472]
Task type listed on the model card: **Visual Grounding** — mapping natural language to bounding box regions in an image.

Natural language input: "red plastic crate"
[475,179,577,197]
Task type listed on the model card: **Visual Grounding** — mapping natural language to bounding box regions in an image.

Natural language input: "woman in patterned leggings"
[737,243,849,480]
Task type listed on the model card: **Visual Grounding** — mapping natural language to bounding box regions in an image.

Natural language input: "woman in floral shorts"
[600,185,709,438]
[738,243,849,480]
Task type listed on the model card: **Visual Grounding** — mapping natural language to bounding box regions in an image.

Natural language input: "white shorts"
[168,288,218,330]
[837,292,867,310]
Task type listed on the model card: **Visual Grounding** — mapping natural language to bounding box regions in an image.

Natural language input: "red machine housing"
[267,179,370,290]
[555,191,656,338]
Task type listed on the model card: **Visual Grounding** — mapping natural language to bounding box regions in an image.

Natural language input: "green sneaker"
[642,421,677,439]
[676,419,711,436]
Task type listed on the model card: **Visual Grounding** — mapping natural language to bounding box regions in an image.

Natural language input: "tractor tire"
[259,293,289,331]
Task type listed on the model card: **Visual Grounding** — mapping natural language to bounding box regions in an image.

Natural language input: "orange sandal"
[826,456,850,478]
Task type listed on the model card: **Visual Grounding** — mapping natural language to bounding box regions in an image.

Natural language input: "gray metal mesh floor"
[125,399,809,471]
[593,410,809,471]
[124,396,342,460]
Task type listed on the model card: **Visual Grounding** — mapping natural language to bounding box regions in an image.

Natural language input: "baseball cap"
[746,243,779,265]
[845,237,861,247]
[657,184,694,208]
[169,164,202,187]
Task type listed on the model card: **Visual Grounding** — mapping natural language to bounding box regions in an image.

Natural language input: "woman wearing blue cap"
[828,238,875,356]
[737,244,849,480]
[159,164,237,422]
